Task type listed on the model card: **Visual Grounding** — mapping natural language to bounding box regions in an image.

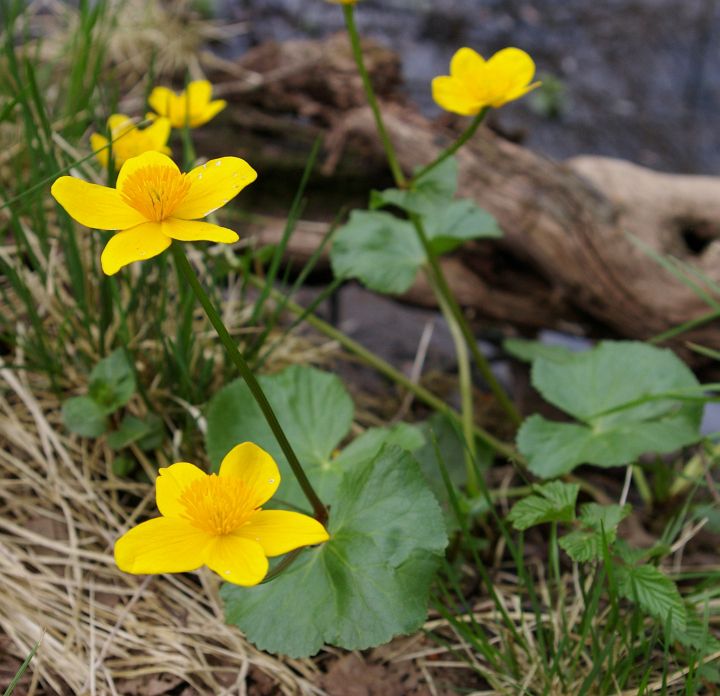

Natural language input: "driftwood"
[210,34,720,347]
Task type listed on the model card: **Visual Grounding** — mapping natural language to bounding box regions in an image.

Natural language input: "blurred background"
[214,0,720,174]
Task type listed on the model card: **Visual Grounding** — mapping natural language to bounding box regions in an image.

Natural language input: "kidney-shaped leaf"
[88,348,136,414]
[206,365,355,507]
[519,342,703,478]
[330,210,424,294]
[532,341,701,427]
[222,445,448,657]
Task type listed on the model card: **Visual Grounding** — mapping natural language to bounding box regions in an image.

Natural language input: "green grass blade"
[3,635,42,696]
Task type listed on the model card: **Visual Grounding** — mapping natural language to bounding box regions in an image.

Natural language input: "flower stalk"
[342,5,407,187]
[412,109,488,183]
[410,213,522,426]
[342,5,522,429]
[247,274,520,461]
[433,277,479,496]
[170,243,329,524]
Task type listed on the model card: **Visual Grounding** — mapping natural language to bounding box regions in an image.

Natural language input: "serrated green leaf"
[578,502,631,529]
[88,348,135,414]
[671,610,720,653]
[330,210,424,294]
[507,481,580,530]
[518,341,703,477]
[206,365,355,509]
[616,563,687,632]
[559,503,630,562]
[613,539,647,565]
[61,396,107,437]
[222,445,448,657]
[558,530,603,562]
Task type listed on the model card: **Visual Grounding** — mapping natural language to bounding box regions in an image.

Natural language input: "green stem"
[433,276,479,495]
[343,5,406,186]
[171,244,328,524]
[247,275,519,462]
[180,125,196,170]
[260,548,302,584]
[632,464,653,507]
[410,214,522,426]
[413,109,488,183]
[550,521,561,588]
[342,8,521,427]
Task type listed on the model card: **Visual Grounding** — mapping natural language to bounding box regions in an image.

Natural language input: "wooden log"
[211,34,720,347]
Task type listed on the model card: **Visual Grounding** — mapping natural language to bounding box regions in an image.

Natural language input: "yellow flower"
[50,151,256,275]
[90,114,171,170]
[432,47,540,115]
[114,443,330,586]
[325,0,358,4]
[148,79,227,129]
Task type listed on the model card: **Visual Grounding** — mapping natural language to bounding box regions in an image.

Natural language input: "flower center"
[120,164,191,222]
[179,474,257,536]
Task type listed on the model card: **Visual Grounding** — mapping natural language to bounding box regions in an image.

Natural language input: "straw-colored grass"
[0,364,328,694]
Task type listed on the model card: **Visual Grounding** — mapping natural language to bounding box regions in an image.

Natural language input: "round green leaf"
[88,348,136,414]
[330,210,423,294]
[221,445,448,657]
[531,341,701,426]
[62,396,108,437]
[206,365,355,507]
[519,342,704,477]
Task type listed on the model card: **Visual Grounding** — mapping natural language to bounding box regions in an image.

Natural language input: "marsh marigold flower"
[114,443,329,586]
[432,47,540,115]
[148,79,226,129]
[51,151,256,275]
[90,114,171,170]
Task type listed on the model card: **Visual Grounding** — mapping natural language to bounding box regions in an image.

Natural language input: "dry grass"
[0,205,339,693]
[0,364,329,695]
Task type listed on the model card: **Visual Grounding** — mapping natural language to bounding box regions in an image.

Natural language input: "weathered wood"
[215,34,720,347]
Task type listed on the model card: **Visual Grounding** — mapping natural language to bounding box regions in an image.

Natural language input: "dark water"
[218,0,720,174]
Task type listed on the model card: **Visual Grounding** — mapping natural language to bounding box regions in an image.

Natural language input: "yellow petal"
[187,80,212,109]
[431,76,482,116]
[503,80,542,104]
[205,535,268,585]
[100,221,171,275]
[51,177,147,230]
[156,462,207,518]
[450,47,485,81]
[142,117,172,150]
[162,219,238,243]
[486,47,536,105]
[239,510,329,557]
[114,517,212,574]
[116,151,180,194]
[148,86,176,120]
[190,99,226,128]
[219,442,280,507]
[90,133,110,169]
[172,157,257,220]
[107,114,135,135]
